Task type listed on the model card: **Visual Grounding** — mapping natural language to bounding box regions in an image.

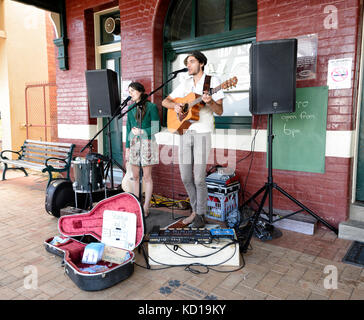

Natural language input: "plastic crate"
[206,190,239,222]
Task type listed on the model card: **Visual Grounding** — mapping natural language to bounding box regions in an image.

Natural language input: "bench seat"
[0,139,75,187]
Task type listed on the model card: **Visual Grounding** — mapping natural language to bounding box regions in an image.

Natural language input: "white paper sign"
[101,210,136,250]
[327,58,352,89]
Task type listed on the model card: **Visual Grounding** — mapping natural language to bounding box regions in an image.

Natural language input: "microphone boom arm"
[80,96,131,153]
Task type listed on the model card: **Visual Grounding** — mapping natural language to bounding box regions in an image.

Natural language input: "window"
[163,0,257,129]
[231,0,257,30]
[196,0,226,37]
[100,11,120,45]
[164,0,192,41]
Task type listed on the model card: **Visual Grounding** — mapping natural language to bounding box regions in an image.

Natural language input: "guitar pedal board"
[148,226,240,267]
[149,226,212,244]
[148,226,236,244]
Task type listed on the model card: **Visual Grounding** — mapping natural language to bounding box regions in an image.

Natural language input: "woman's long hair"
[129,82,148,122]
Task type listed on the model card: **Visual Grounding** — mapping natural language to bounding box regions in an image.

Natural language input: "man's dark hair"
[184,51,208,71]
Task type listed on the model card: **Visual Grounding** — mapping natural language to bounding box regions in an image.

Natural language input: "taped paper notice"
[327,58,352,89]
[101,210,136,250]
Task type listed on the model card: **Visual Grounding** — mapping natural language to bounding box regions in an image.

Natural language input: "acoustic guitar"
[167,76,238,134]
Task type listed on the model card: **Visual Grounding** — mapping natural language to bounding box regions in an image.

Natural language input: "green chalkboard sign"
[271,86,329,173]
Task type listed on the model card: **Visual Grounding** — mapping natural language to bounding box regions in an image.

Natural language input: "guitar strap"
[202,75,211,105]
[203,75,211,94]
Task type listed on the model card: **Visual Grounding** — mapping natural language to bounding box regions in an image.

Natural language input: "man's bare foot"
[182,212,196,225]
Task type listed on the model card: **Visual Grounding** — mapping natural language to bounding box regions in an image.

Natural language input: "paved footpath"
[0,171,363,300]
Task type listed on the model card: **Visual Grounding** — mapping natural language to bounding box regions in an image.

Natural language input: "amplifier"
[149,226,212,244]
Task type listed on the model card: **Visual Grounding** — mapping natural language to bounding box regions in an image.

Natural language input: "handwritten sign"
[271,86,328,173]
[101,210,136,250]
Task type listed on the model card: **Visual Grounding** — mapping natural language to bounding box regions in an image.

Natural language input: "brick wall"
[153,0,360,228]
[119,0,170,103]
[257,0,359,131]
[57,0,360,228]
[57,0,117,128]
[58,0,168,138]
[246,0,360,227]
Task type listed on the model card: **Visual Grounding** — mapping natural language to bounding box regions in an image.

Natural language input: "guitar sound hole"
[182,104,188,113]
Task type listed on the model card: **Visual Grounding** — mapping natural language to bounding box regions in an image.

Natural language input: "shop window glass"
[171,44,251,117]
[165,0,192,41]
[231,0,257,30]
[196,0,226,37]
[164,0,257,128]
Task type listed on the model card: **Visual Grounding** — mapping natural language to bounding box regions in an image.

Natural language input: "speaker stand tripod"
[240,114,338,253]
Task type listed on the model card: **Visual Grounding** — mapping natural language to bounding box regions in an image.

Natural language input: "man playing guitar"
[162,50,224,228]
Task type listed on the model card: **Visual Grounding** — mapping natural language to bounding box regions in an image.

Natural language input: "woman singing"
[125,82,160,217]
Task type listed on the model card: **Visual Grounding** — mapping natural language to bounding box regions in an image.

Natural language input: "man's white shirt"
[169,73,224,133]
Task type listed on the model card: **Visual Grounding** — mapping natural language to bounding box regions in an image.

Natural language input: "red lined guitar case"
[44,192,144,291]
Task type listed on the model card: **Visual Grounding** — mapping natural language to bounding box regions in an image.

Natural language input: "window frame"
[162,0,257,129]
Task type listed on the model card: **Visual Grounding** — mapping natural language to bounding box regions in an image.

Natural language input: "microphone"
[121,95,131,106]
[169,67,188,75]
[117,96,132,119]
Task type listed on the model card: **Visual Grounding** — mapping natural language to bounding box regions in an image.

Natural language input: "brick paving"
[0,170,363,300]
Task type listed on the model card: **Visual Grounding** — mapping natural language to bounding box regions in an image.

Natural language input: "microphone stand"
[81,70,182,188]
[131,71,181,269]
[80,97,130,192]
[129,70,182,205]
[137,104,143,205]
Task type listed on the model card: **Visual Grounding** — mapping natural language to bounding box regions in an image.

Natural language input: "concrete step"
[338,219,364,242]
[349,203,364,222]
[261,211,317,235]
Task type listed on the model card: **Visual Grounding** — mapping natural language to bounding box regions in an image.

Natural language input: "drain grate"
[342,241,364,268]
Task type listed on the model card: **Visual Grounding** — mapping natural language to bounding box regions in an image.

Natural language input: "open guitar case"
[44,192,144,291]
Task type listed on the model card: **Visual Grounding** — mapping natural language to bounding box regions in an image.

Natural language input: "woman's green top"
[125,101,161,148]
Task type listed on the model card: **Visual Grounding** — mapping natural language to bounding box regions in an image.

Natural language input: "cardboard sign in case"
[44,192,144,291]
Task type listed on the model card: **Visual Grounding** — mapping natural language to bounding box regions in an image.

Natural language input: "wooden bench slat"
[22,156,65,165]
[21,157,47,164]
[4,160,64,170]
[23,149,69,158]
[2,159,45,169]
[20,152,66,160]
[23,144,72,153]
[25,140,73,147]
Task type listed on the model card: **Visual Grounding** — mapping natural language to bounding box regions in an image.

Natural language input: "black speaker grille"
[249,39,297,115]
[85,69,120,118]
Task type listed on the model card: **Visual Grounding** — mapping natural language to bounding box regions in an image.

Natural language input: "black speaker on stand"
[86,69,120,118]
[240,39,337,253]
[85,69,123,189]
[249,39,297,115]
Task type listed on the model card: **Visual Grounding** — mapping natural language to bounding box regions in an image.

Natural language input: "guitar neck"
[188,84,221,108]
